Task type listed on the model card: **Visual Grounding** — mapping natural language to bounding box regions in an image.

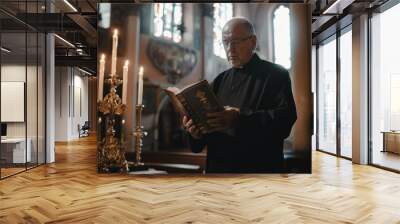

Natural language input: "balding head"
[222,17,257,68]
[222,17,256,37]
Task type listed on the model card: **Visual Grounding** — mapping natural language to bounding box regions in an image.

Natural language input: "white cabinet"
[1,138,32,163]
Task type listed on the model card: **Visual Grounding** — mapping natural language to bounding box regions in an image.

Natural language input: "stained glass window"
[273,5,292,69]
[153,3,182,43]
[213,3,233,59]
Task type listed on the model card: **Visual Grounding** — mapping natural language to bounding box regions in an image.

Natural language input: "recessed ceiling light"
[63,0,78,12]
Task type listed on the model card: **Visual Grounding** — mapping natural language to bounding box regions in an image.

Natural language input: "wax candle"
[138,66,144,105]
[98,54,105,102]
[122,60,129,105]
[111,29,118,76]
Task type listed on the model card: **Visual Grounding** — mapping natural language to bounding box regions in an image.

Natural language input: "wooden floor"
[372,150,400,171]
[1,163,44,178]
[1,136,400,223]
[1,167,26,178]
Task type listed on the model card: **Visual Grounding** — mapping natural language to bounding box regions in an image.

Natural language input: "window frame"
[368,0,400,173]
[315,24,353,161]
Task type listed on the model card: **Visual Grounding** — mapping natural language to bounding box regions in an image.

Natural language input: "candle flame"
[139,66,144,75]
[124,60,129,67]
[113,29,118,37]
[101,54,105,61]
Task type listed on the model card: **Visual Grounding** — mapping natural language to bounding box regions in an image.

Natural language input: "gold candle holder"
[97,76,128,173]
[128,104,148,171]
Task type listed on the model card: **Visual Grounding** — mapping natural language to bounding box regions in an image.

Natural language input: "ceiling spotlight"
[63,0,78,12]
[78,67,93,76]
[322,0,354,15]
[1,47,11,53]
[54,34,75,48]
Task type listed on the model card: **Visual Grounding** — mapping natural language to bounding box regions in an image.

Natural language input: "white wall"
[1,65,27,139]
[1,65,41,136]
[1,64,46,163]
[55,67,89,141]
[55,67,68,141]
[72,73,89,138]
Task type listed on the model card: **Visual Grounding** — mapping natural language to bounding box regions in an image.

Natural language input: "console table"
[381,131,400,154]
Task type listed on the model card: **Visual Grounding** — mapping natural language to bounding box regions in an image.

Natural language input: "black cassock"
[188,53,297,173]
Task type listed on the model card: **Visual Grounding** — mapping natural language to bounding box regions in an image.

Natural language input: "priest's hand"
[206,106,240,133]
[182,116,204,139]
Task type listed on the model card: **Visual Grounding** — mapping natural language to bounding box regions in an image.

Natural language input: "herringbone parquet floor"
[1,136,400,224]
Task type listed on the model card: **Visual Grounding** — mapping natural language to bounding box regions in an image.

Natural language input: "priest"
[183,17,297,173]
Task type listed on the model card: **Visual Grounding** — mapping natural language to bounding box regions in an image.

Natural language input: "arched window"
[213,3,233,59]
[98,3,110,29]
[273,5,291,69]
[153,3,182,43]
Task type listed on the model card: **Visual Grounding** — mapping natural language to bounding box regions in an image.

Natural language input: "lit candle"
[98,54,105,102]
[137,66,144,105]
[111,29,118,76]
[122,60,129,105]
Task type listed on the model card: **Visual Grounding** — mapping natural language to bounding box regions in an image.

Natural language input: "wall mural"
[147,38,197,84]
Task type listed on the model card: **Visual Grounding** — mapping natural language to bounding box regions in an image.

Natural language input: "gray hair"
[223,17,256,36]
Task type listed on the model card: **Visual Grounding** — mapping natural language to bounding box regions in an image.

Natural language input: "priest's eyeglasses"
[223,35,253,48]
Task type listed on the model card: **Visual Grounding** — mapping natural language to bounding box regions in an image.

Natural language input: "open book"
[164,80,224,130]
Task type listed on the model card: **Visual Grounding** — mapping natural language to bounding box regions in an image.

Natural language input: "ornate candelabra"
[97,29,131,173]
[97,76,128,172]
[97,29,149,173]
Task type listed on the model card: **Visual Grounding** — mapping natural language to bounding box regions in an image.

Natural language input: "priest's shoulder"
[259,59,290,83]
[213,69,230,84]
[261,59,289,77]
[209,70,229,92]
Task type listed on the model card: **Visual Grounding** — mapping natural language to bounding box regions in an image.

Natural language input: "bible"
[164,80,224,130]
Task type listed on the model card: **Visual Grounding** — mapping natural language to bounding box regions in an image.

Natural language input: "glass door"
[370,2,400,171]
[339,27,352,159]
[317,35,337,155]
[1,31,28,178]
[0,0,47,179]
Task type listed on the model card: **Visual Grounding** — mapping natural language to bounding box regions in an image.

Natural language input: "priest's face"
[222,21,256,68]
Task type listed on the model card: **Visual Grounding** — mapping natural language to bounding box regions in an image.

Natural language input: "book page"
[166,87,181,94]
